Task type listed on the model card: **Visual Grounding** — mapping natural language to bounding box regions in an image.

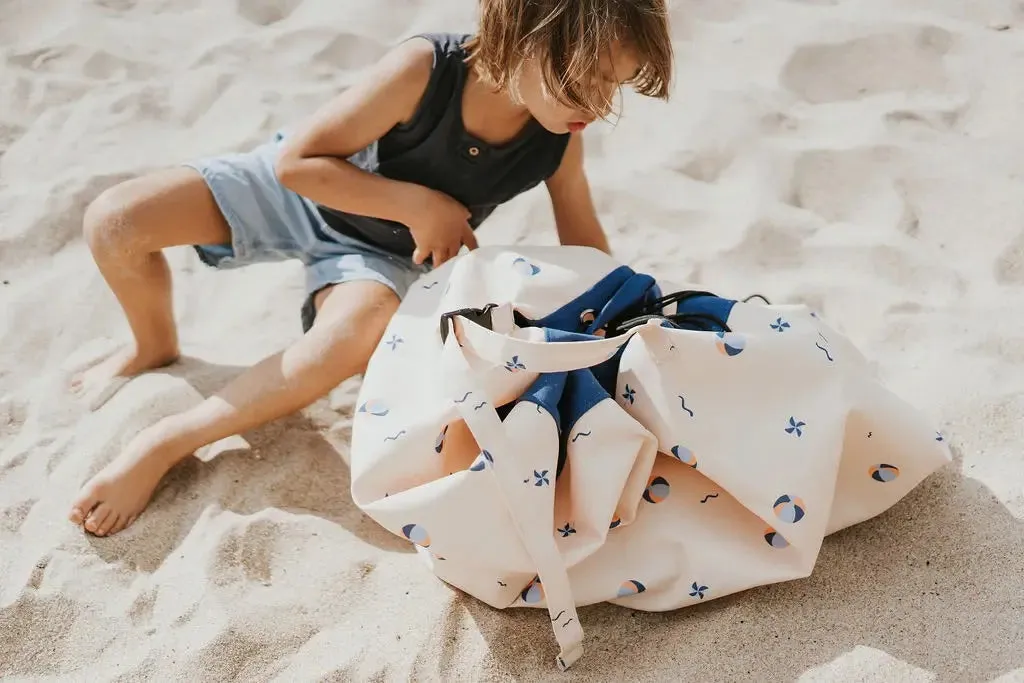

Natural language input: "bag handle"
[441,305,664,374]
[441,332,585,671]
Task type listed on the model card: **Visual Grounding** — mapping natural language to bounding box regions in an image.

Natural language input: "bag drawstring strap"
[602,290,773,337]
[441,328,586,670]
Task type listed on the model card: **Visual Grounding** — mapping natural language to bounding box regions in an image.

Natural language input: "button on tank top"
[315,33,571,257]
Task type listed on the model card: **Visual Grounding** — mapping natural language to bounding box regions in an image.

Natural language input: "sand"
[1,0,1022,680]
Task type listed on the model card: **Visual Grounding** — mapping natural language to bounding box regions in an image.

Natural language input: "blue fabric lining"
[496,266,740,478]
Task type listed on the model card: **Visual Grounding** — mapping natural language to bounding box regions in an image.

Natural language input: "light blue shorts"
[184,132,427,332]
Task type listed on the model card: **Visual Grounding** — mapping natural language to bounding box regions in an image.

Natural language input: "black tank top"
[315,33,571,257]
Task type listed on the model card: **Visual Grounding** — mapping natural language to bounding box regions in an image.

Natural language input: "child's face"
[517,40,641,135]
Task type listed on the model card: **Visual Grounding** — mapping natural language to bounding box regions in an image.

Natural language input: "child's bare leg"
[70,168,232,400]
[69,281,399,536]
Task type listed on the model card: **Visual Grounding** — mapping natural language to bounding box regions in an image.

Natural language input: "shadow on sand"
[86,355,412,573]
[458,442,1022,681]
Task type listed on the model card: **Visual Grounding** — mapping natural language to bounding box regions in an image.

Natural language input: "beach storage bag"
[349,245,951,671]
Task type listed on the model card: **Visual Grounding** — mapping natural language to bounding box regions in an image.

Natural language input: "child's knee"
[310,286,399,370]
[83,182,147,255]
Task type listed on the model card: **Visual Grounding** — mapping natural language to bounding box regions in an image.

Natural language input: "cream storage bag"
[349,246,950,671]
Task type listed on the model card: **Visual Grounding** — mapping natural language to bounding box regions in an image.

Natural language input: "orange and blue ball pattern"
[764,528,790,549]
[512,257,541,276]
[357,399,389,417]
[715,331,746,357]
[401,523,431,547]
[772,495,806,523]
[869,464,900,482]
[617,580,646,597]
[643,476,670,504]
[670,445,697,468]
[521,577,544,604]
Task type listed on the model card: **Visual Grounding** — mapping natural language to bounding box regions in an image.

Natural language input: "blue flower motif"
[785,417,806,437]
[622,384,636,405]
[689,582,708,599]
[935,431,945,442]
[771,317,791,332]
[533,470,550,487]
[384,334,403,351]
[505,355,526,372]
[557,523,576,538]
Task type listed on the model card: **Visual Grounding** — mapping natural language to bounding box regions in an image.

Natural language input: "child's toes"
[69,487,101,525]
[108,514,133,536]
[84,504,114,535]
[96,513,121,537]
[68,505,87,525]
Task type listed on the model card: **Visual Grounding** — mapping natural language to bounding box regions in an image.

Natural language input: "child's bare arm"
[275,39,476,266]
[275,39,432,223]
[545,133,611,254]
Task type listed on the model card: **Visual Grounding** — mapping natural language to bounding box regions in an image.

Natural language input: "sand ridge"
[1,0,1022,680]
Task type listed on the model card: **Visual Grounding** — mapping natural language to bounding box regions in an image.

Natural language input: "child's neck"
[461,65,534,146]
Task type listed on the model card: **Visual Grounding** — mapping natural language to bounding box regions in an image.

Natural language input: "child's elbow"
[273,146,304,190]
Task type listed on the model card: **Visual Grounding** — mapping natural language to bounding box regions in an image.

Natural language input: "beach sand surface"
[1,0,1022,680]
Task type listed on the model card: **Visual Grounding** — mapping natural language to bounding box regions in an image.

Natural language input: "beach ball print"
[468,450,493,472]
[521,577,544,604]
[670,445,697,468]
[358,399,389,417]
[643,476,671,504]
[609,516,622,530]
[434,425,448,454]
[715,331,746,357]
[617,580,646,597]
[773,495,806,523]
[512,257,541,276]
[401,523,431,548]
[763,528,790,549]
[869,464,900,483]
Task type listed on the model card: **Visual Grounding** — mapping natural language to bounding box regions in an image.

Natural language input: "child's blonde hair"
[465,0,673,119]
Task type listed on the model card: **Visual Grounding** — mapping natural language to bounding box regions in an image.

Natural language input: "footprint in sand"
[781,26,953,104]
[994,229,1024,285]
[787,146,902,223]
[6,44,159,80]
[236,0,305,26]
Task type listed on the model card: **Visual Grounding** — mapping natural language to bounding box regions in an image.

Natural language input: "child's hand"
[406,189,479,267]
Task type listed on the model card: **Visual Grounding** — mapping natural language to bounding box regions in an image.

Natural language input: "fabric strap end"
[556,642,584,672]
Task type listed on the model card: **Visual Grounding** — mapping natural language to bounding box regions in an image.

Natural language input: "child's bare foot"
[69,344,179,410]
[69,419,189,536]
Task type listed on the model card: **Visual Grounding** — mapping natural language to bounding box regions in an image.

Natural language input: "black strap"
[438,290,770,342]
[438,304,498,344]
[604,290,731,336]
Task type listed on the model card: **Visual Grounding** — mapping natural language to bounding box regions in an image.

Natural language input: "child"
[68,0,673,536]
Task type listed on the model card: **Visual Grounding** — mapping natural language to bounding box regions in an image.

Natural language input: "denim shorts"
[183,133,427,332]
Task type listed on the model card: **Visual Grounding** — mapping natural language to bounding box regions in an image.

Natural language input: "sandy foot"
[68,422,185,536]
[69,345,179,411]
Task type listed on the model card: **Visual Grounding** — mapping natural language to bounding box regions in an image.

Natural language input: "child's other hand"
[407,188,478,267]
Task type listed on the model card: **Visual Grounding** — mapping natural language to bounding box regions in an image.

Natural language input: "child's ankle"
[141,414,203,459]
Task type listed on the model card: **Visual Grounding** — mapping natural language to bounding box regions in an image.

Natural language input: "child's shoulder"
[382,32,470,80]
[399,32,473,67]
